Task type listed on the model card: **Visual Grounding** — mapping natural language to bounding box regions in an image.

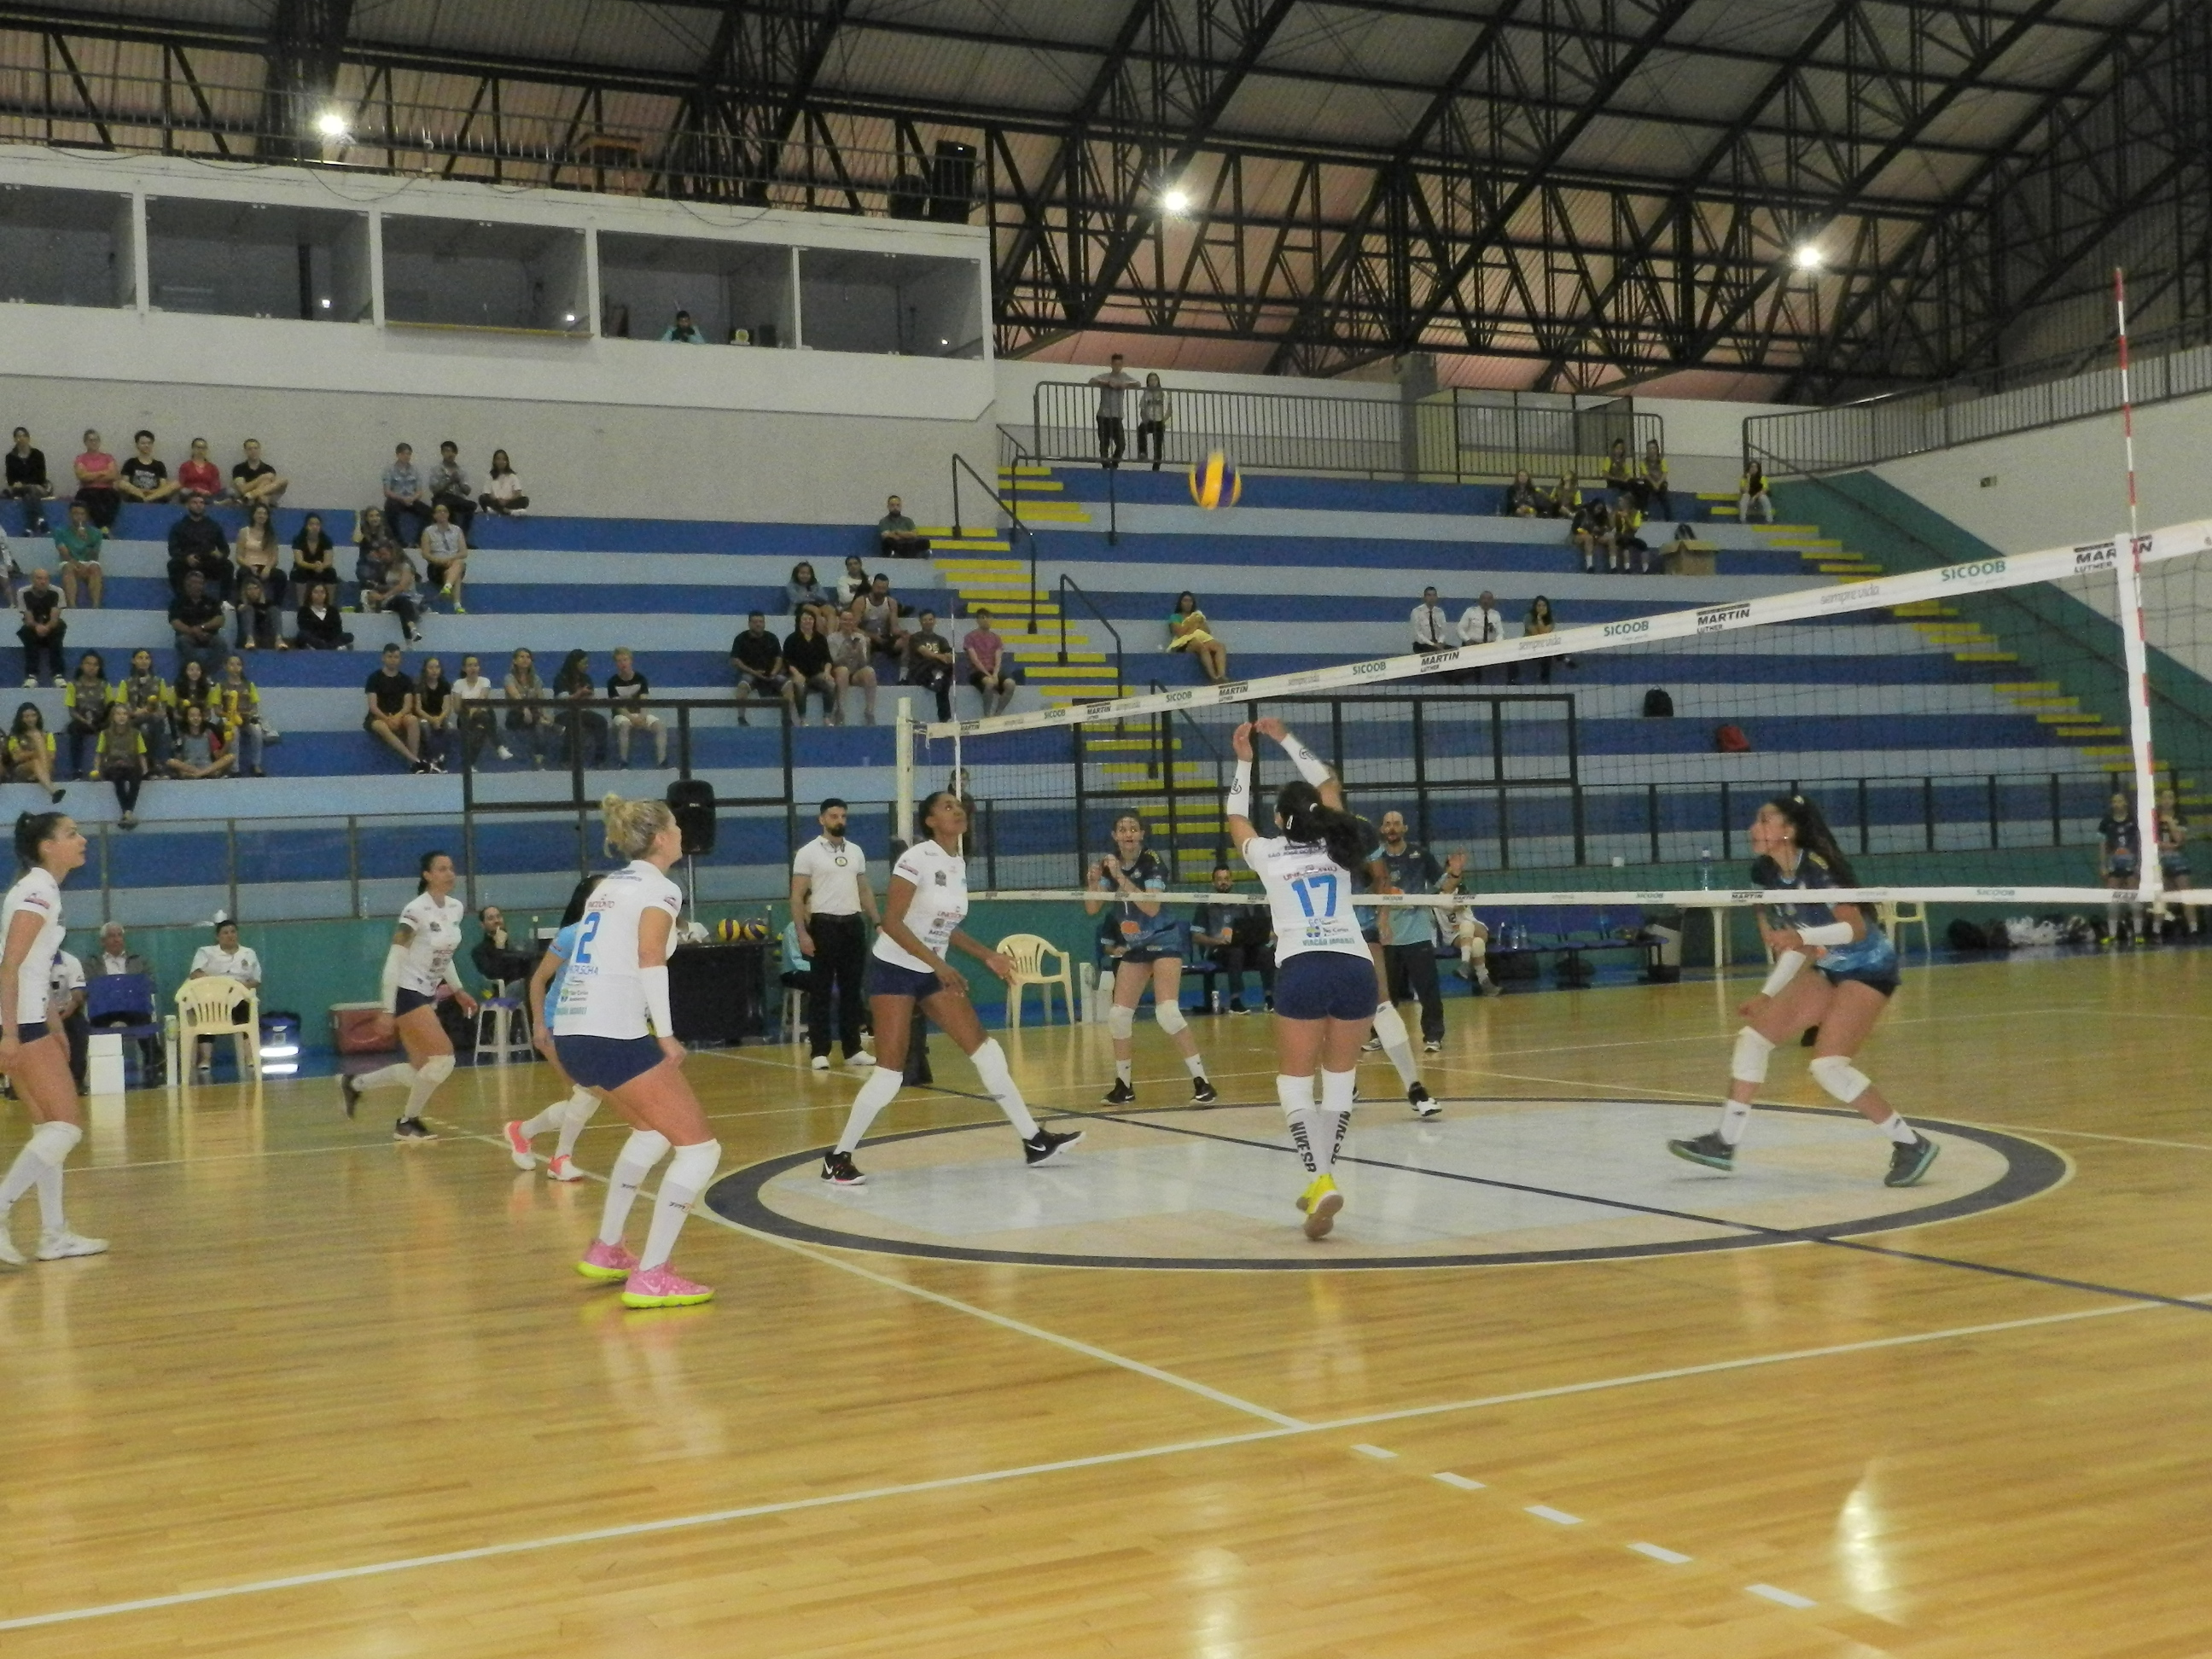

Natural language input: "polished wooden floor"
[4,948,2212,1656]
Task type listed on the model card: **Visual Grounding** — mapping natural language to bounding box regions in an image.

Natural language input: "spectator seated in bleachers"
[363,642,424,771]
[1511,596,1563,684]
[877,495,931,560]
[730,612,788,726]
[176,436,220,503]
[16,567,66,685]
[6,427,51,533]
[291,581,353,650]
[963,608,1020,717]
[94,701,148,828]
[1545,470,1580,519]
[1167,591,1229,684]
[185,920,260,1076]
[1571,494,1616,573]
[1739,460,1776,524]
[217,655,271,777]
[607,646,666,766]
[234,574,280,651]
[73,429,121,529]
[235,501,285,608]
[118,648,172,769]
[1639,439,1673,519]
[360,538,426,645]
[853,573,909,672]
[413,655,456,773]
[225,438,286,509]
[1604,437,1634,504]
[381,443,431,543]
[901,608,956,723]
[62,650,108,778]
[53,499,104,609]
[87,922,161,1082]
[1615,503,1652,574]
[420,503,469,613]
[477,450,528,518]
[166,493,231,599]
[1504,469,1542,516]
[6,701,62,801]
[784,562,835,629]
[782,609,835,726]
[351,505,390,598]
[826,608,876,726]
[165,701,234,780]
[116,429,176,507]
[552,649,608,767]
[427,440,475,533]
[503,646,550,765]
[289,513,339,602]
[172,659,221,745]
[834,554,871,608]
[455,653,498,767]
[168,570,227,679]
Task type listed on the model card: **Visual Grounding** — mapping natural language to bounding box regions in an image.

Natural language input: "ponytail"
[602,792,676,859]
[1767,793,1856,886]
[14,809,65,871]
[1275,782,1369,875]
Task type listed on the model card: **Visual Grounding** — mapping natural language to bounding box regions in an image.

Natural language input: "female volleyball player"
[2157,783,2195,936]
[562,795,720,1309]
[0,811,104,1263]
[341,851,476,1139]
[1225,718,1378,1240]
[820,789,1082,1185]
[1086,811,1216,1105]
[501,875,603,1181]
[2098,789,2145,946]
[1667,793,1939,1188]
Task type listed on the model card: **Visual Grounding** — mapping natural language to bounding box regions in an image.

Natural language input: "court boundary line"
[2,1289,2195,1635]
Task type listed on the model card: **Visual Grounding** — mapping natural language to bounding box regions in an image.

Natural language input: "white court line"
[1432,1471,1486,1490]
[1351,1443,1398,1459]
[1526,1505,1583,1526]
[1629,1542,1693,1565]
[6,1288,2195,1634]
[1747,1583,1819,1609]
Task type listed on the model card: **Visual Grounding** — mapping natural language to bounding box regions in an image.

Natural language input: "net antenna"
[2114,267,2166,905]
[894,693,915,856]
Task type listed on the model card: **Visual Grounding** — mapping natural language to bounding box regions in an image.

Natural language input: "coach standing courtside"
[791,797,879,1072]
[1376,811,1464,1054]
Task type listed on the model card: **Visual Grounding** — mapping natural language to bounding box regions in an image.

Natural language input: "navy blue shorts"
[1273,952,1378,1022]
[554,1033,664,1091]
[394,987,438,1017]
[867,958,946,1000]
[14,1021,48,1042]
[1115,946,1180,967]
[1819,963,1900,999]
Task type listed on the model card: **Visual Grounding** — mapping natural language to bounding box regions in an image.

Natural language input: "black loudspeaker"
[667,779,717,856]
[928,142,976,223]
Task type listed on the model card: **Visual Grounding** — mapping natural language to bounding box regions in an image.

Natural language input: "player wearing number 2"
[1226,718,1377,1240]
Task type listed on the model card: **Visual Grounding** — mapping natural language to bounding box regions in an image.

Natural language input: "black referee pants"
[1385,941,1446,1044]
[807,912,869,1059]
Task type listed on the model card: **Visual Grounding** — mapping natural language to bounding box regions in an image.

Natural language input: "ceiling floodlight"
[1792,243,1824,271]
[315,109,351,140]
[1161,188,1192,216]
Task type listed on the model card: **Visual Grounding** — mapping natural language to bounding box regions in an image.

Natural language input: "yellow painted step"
[1027,665,1125,679]
[1954,650,2020,662]
[1994,681,2058,693]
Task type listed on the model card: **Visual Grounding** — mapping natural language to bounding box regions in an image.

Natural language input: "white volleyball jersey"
[2,865,64,1026]
[874,839,966,972]
[1238,835,1370,963]
[553,859,684,1038]
[395,892,467,997]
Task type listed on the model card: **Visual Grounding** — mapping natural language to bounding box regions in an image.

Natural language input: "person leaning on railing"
[1136,373,1168,470]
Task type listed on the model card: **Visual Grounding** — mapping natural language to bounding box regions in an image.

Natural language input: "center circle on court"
[706,1099,2068,1271]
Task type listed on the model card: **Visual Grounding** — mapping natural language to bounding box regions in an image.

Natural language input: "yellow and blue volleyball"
[714,917,741,942]
[1188,451,1241,510]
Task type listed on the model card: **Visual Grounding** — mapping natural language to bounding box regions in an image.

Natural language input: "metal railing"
[1027,381,1662,482]
[1746,318,2212,474]
[951,449,1045,630]
[1057,573,1126,695]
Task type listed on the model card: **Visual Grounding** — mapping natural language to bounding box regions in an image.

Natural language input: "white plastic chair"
[474,996,533,1064]
[174,975,260,1081]
[996,934,1074,1027]
[1879,899,1931,961]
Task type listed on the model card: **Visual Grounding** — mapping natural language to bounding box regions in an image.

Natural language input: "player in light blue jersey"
[501,875,604,1182]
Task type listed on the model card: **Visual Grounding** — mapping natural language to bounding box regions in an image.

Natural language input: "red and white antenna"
[2112,267,2163,906]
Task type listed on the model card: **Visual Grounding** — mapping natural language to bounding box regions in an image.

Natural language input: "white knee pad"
[1106,1004,1136,1040]
[29,1120,82,1164]
[663,1139,721,1193]
[1276,1073,1315,1124]
[1371,1003,1410,1045]
[1809,1055,1871,1104]
[1319,1069,1356,1112]
[615,1128,672,1171]
[1153,1003,1187,1038]
[418,1053,456,1086]
[1730,1027,1776,1086]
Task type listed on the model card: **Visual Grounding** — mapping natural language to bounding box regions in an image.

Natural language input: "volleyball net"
[900,518,2212,955]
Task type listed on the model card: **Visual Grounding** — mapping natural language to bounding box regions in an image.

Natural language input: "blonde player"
[341,850,477,1139]
[501,875,602,1181]
[819,789,1082,1185]
[563,795,720,1309]
[0,810,105,1263]
[1225,719,1377,1240]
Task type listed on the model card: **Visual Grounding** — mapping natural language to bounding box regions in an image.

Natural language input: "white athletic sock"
[553,1088,597,1159]
[355,1061,415,1092]
[519,1101,566,1138]
[1312,1068,1356,1176]
[1880,1113,1918,1144]
[1371,1002,1418,1087]
[1115,1058,1132,1086]
[638,1140,720,1272]
[402,1065,447,1121]
[1182,1052,1207,1080]
[1718,1099,1753,1146]
[969,1039,1040,1140]
[597,1129,672,1246]
[34,1156,63,1231]
[836,1066,904,1154]
[1278,1074,1317,1174]
[0,1142,39,1213]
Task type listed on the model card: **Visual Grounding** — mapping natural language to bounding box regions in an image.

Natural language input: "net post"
[894,695,915,857]
[2113,268,2166,906]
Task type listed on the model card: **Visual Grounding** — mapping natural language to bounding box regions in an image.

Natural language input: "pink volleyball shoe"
[620,1266,715,1309]
[574,1239,639,1282]
[545,1153,585,1183]
[502,1120,536,1171]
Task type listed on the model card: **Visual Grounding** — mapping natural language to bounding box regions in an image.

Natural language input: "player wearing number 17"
[1225,718,1378,1240]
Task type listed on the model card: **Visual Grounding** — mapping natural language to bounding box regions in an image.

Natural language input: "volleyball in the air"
[1189,451,1241,509]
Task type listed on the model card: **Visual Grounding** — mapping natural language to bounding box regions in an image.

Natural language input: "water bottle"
[1698,849,1714,890]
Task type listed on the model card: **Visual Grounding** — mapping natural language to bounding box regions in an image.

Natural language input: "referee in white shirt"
[1457,589,1506,684]
[789,797,879,1071]
[1411,586,1451,655]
